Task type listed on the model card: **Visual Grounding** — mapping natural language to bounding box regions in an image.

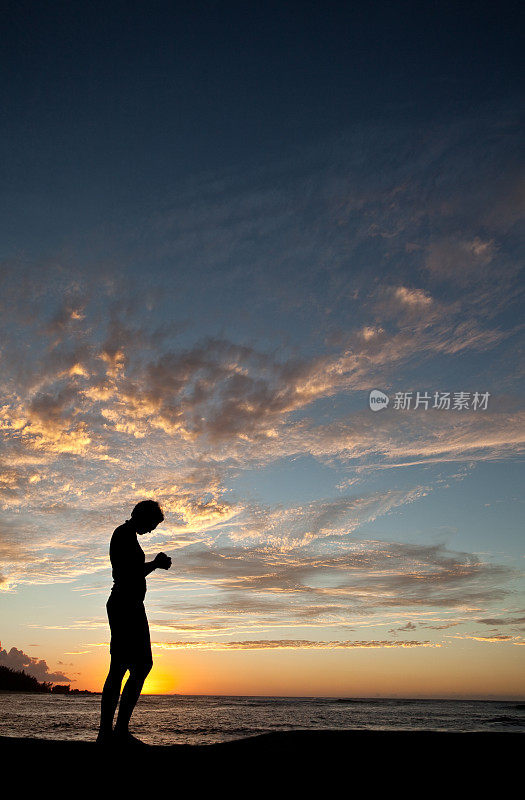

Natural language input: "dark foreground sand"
[2,730,522,789]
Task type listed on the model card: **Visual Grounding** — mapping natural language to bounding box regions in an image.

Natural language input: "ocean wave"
[3,694,525,743]
[165,726,270,736]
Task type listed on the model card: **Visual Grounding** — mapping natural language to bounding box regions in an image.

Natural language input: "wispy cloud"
[453,634,523,643]
[151,639,440,650]
[150,536,515,643]
[475,616,525,626]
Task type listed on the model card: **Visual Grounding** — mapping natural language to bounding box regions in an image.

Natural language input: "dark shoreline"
[2,730,522,788]
[2,728,522,755]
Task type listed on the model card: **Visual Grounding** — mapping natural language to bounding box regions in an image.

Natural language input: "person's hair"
[130,499,164,526]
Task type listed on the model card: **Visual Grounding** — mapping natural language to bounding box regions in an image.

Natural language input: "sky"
[0,0,524,698]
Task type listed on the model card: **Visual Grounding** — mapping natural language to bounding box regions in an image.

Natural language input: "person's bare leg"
[97,658,127,742]
[113,661,152,740]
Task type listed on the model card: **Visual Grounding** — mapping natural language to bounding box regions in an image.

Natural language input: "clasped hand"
[154,552,172,570]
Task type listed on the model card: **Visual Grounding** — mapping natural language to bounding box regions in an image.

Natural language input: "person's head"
[130,499,164,534]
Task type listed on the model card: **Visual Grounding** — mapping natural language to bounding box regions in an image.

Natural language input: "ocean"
[1,693,523,745]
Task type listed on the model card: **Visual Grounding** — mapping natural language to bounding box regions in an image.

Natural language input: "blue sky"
[0,1,523,696]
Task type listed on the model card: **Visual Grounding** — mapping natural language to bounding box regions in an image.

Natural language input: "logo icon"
[369,389,389,411]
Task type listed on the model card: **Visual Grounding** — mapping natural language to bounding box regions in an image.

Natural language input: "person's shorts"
[106,593,152,668]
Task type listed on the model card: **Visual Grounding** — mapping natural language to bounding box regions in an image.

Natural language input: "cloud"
[424,236,498,284]
[475,616,525,626]
[389,621,417,634]
[454,634,520,643]
[5,322,520,483]
[223,487,428,545]
[422,622,462,631]
[151,639,439,650]
[394,287,432,308]
[0,643,71,682]
[155,536,514,635]
[293,410,525,470]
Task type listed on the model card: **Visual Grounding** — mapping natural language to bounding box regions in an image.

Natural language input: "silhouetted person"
[97,500,171,745]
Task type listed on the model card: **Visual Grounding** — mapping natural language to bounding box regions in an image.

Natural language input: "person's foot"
[112,728,146,746]
[96,729,113,746]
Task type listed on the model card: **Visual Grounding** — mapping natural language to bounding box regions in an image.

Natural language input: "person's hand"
[154,552,172,570]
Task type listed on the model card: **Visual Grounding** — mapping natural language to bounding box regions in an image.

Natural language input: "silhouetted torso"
[109,520,146,602]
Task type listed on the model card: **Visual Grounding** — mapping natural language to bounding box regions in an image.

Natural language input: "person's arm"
[144,552,172,576]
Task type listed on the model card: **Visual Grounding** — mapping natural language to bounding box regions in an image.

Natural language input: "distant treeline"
[0,665,94,694]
